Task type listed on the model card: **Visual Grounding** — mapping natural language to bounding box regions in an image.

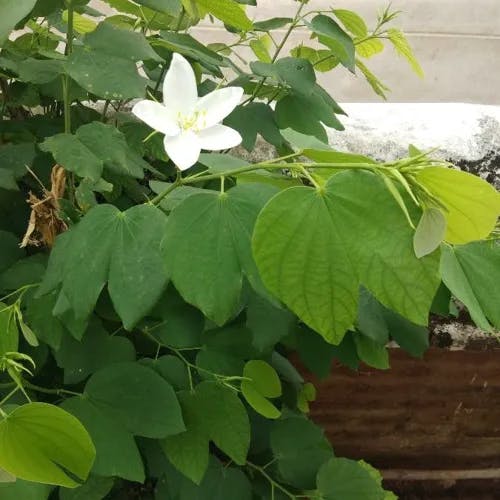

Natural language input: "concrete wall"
[91,0,500,104]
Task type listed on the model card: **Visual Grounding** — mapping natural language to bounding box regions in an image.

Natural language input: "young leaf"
[195,0,252,31]
[415,167,500,244]
[61,397,145,482]
[0,403,95,488]
[387,28,424,78]
[84,362,185,439]
[333,9,368,38]
[441,241,500,330]
[163,184,278,325]
[413,207,447,258]
[0,303,18,357]
[241,360,282,419]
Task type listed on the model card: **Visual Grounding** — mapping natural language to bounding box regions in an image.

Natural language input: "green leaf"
[0,303,18,356]
[156,457,252,499]
[39,204,168,329]
[413,207,447,258]
[441,241,500,330]
[196,381,250,464]
[0,144,37,181]
[198,153,249,173]
[253,17,292,31]
[241,360,282,419]
[253,171,440,344]
[224,103,284,151]
[333,9,368,38]
[62,10,97,34]
[59,475,114,500]
[291,46,339,72]
[67,47,147,100]
[415,167,500,244]
[355,59,390,99]
[146,286,204,349]
[0,403,95,488]
[143,355,190,390]
[387,28,423,78]
[270,417,332,490]
[55,317,136,384]
[243,360,281,397]
[353,333,389,370]
[85,22,161,62]
[384,308,429,358]
[356,39,384,58]
[39,134,102,181]
[195,0,252,30]
[163,382,250,483]
[356,288,389,344]
[76,122,147,179]
[61,397,145,482]
[250,36,272,63]
[161,390,209,484]
[0,480,52,500]
[84,362,185,439]
[0,231,24,274]
[317,457,385,500]
[163,184,278,325]
[308,15,355,71]
[135,0,181,15]
[17,59,65,84]
[24,291,64,350]
[246,293,294,352]
[0,0,37,42]
[156,32,226,70]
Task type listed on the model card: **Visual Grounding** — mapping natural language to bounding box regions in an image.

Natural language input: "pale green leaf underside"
[0,403,95,488]
[253,170,440,344]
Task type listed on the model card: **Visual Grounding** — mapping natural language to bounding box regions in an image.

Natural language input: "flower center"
[177,110,207,132]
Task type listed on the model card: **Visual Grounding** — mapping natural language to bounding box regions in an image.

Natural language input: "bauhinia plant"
[0,0,499,499]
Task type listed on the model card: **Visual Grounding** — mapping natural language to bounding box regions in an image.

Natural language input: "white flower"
[132,53,243,170]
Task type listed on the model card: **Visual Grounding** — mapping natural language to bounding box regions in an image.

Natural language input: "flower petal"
[132,100,180,136]
[163,53,198,115]
[195,87,244,129]
[197,124,242,151]
[164,131,201,171]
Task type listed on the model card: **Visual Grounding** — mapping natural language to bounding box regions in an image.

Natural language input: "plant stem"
[23,381,82,397]
[245,0,307,104]
[246,461,297,499]
[63,0,75,134]
[0,387,19,408]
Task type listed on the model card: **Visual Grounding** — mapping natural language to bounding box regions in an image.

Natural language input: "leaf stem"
[246,461,297,499]
[0,387,19,408]
[63,0,75,134]
[23,381,82,397]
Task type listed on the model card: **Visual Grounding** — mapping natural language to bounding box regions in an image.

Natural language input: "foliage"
[0,0,499,499]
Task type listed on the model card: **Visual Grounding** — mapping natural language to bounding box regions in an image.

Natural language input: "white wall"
[91,0,500,104]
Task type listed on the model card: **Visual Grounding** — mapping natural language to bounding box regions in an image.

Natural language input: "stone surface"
[327,103,500,188]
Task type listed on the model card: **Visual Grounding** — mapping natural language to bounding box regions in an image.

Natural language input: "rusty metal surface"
[307,348,500,471]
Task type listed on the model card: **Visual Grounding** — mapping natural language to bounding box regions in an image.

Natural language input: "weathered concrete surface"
[327,103,500,188]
